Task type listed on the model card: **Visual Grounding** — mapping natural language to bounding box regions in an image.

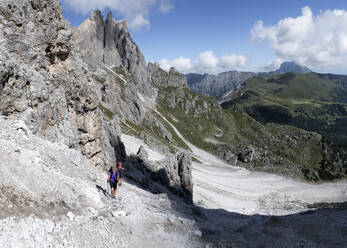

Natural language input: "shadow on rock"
[113,139,347,247]
[95,184,111,198]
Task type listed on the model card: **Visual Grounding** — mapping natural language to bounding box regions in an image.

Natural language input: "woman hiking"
[107,166,119,198]
[116,161,124,186]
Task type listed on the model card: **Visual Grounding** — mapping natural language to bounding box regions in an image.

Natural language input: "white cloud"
[159,0,173,13]
[159,57,194,72]
[220,54,248,69]
[62,0,173,30]
[251,6,347,69]
[158,50,248,74]
[196,51,219,71]
[128,15,151,30]
[261,58,284,71]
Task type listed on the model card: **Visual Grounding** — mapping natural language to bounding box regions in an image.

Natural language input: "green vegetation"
[222,73,347,145]
[112,66,126,77]
[157,86,267,152]
[112,66,137,85]
[151,111,190,151]
[108,65,346,182]
[155,82,346,182]
[120,112,190,154]
[92,74,105,84]
[98,103,115,120]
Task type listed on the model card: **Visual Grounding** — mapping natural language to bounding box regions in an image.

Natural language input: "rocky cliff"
[0,0,126,168]
[187,71,256,100]
[73,10,148,85]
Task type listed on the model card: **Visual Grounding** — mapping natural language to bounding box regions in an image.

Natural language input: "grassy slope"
[222,73,347,145]
[94,67,346,181]
[98,67,190,154]
[156,85,333,181]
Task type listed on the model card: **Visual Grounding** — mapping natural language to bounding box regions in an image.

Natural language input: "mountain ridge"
[186,61,313,101]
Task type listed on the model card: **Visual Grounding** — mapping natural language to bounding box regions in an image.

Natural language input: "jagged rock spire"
[73,10,148,84]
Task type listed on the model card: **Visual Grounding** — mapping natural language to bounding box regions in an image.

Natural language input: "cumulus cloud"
[196,51,219,71]
[251,6,347,69]
[220,54,248,69]
[159,50,248,74]
[62,0,173,30]
[261,58,284,71]
[159,57,194,72]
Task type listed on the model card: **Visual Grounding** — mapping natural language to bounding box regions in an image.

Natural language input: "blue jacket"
[108,170,119,183]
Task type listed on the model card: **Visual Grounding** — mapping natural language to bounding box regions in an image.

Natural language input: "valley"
[0,0,347,247]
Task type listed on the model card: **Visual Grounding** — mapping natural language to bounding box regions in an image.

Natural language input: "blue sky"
[61,0,347,74]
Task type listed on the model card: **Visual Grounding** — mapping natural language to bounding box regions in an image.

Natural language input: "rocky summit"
[73,10,148,85]
[0,0,347,247]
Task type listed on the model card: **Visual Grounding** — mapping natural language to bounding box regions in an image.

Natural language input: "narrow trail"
[103,65,127,84]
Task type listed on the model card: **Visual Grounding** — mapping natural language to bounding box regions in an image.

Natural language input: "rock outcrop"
[135,152,193,201]
[238,146,256,163]
[148,63,188,88]
[136,145,149,161]
[159,152,193,201]
[0,0,123,168]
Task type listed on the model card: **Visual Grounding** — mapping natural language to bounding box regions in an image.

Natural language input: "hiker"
[116,161,124,186]
[107,166,119,198]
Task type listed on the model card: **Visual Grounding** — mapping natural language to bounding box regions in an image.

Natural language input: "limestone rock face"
[159,152,193,201]
[73,10,148,85]
[71,10,108,69]
[103,12,123,67]
[0,0,122,168]
[139,152,193,201]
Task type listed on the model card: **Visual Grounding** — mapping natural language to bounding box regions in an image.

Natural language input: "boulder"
[223,151,238,165]
[139,152,193,201]
[137,145,149,161]
[238,146,256,163]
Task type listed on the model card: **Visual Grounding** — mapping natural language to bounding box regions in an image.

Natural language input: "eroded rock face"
[0,0,122,168]
[73,10,148,85]
[161,152,193,201]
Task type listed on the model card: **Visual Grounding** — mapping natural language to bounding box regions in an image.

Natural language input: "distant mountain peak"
[274,61,311,74]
